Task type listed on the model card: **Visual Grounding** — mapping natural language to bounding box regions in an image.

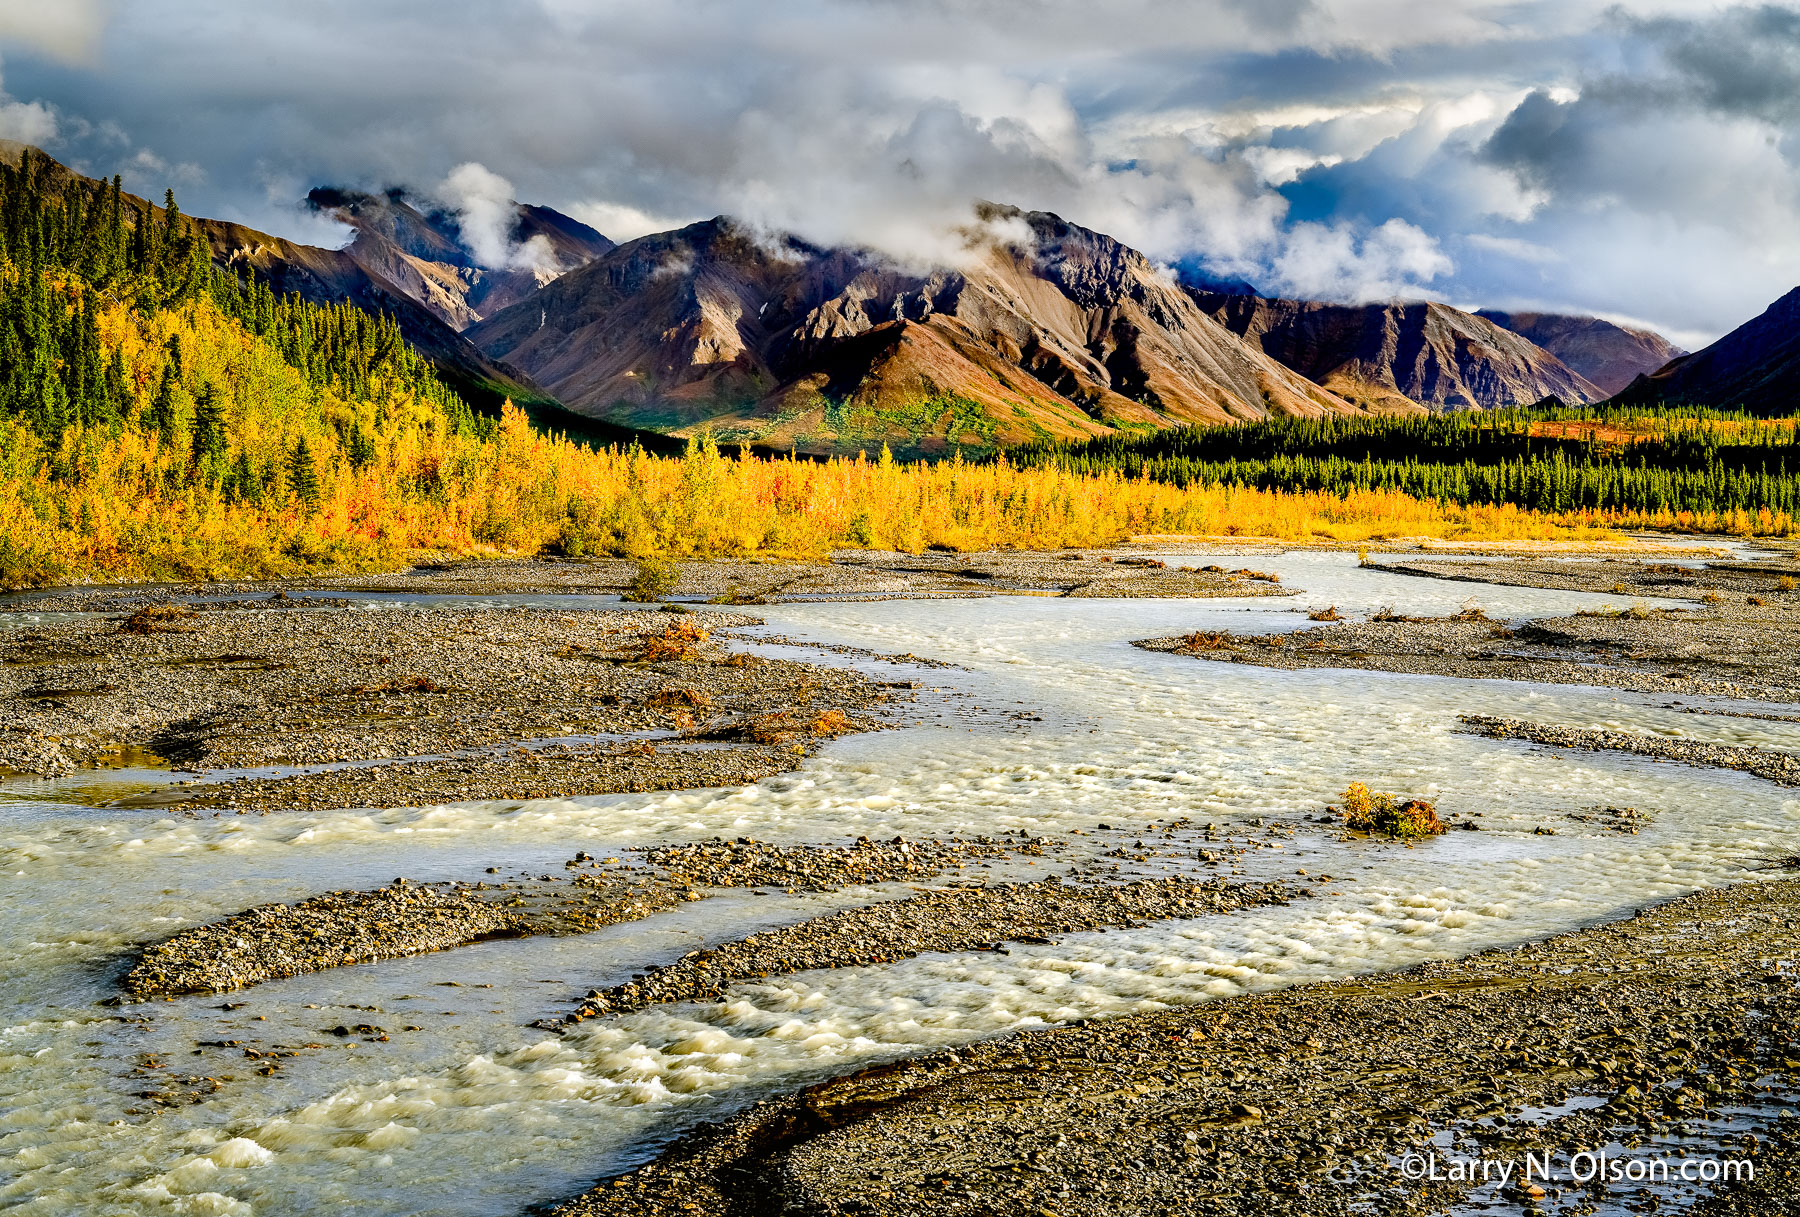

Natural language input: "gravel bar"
[1460,714,1800,787]
[121,875,688,998]
[551,875,1297,1026]
[5,549,1293,612]
[547,877,1800,1217]
[1137,595,1800,703]
[2,604,907,807]
[634,834,1045,891]
[121,836,1051,999]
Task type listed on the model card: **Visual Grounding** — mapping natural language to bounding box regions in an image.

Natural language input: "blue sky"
[4,0,1799,347]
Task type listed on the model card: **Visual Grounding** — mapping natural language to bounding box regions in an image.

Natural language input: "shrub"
[648,687,713,711]
[809,708,854,736]
[1336,781,1445,838]
[638,619,709,662]
[625,557,679,602]
[1180,630,1230,651]
[550,496,609,559]
[1779,576,1798,592]
[746,711,798,745]
[119,603,195,634]
[1308,605,1342,622]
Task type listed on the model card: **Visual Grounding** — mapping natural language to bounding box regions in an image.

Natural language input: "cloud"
[439,161,561,272]
[0,88,56,145]
[1270,218,1452,300]
[568,200,695,245]
[0,1,107,63]
[3,0,1798,342]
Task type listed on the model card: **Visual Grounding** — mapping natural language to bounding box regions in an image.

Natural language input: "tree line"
[1010,408,1800,517]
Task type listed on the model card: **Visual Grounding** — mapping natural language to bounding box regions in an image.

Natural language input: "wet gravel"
[121,876,687,998]
[1460,715,1800,788]
[634,835,1043,891]
[1136,592,1800,703]
[120,836,1055,999]
[1,604,905,806]
[548,877,1800,1217]
[551,875,1298,1026]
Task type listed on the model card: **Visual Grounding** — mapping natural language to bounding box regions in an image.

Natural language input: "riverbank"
[1136,552,1800,704]
[1,602,907,810]
[4,548,1293,610]
[547,874,1800,1217]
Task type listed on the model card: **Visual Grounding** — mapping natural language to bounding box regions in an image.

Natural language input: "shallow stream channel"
[3,550,1796,1215]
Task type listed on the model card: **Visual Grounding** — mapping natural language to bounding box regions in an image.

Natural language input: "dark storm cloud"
[0,0,1796,340]
[1627,4,1800,125]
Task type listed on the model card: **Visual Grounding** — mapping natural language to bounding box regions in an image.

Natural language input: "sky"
[3,1,1798,348]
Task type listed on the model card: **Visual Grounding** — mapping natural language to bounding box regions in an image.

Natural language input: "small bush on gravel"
[638,619,709,662]
[1180,630,1230,651]
[809,709,853,736]
[747,712,799,745]
[1336,781,1445,838]
[119,604,195,634]
[625,558,679,602]
[1308,606,1342,622]
[648,687,713,711]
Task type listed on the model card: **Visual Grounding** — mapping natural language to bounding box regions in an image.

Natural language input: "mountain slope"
[196,214,546,411]
[1190,293,1603,412]
[306,187,614,330]
[1476,311,1683,397]
[0,142,667,444]
[1612,287,1800,414]
[469,205,1360,456]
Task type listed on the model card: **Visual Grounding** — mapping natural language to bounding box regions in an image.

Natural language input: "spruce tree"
[191,381,227,470]
[147,365,177,439]
[287,436,321,512]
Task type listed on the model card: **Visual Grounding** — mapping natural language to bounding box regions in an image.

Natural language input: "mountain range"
[467,205,1360,456]
[1190,294,1608,413]
[15,144,1797,450]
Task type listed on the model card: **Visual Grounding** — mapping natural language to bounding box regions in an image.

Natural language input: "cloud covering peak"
[1,0,1795,344]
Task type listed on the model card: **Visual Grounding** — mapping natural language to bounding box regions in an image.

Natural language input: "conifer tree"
[147,365,177,439]
[191,381,227,471]
[287,436,321,512]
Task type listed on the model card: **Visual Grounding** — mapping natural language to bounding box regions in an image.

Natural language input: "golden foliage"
[0,288,1683,590]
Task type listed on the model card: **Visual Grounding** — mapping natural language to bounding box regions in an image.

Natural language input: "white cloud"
[1271,218,1452,301]
[568,200,695,244]
[0,1,107,63]
[439,161,565,272]
[0,93,55,145]
[7,0,1800,340]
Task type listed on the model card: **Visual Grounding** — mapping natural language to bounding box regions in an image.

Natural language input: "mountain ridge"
[1612,286,1800,415]
[468,205,1366,457]
[305,186,614,330]
[1475,310,1683,397]
[1189,292,1604,412]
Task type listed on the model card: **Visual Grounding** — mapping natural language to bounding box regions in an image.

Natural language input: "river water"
[2,551,1796,1215]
